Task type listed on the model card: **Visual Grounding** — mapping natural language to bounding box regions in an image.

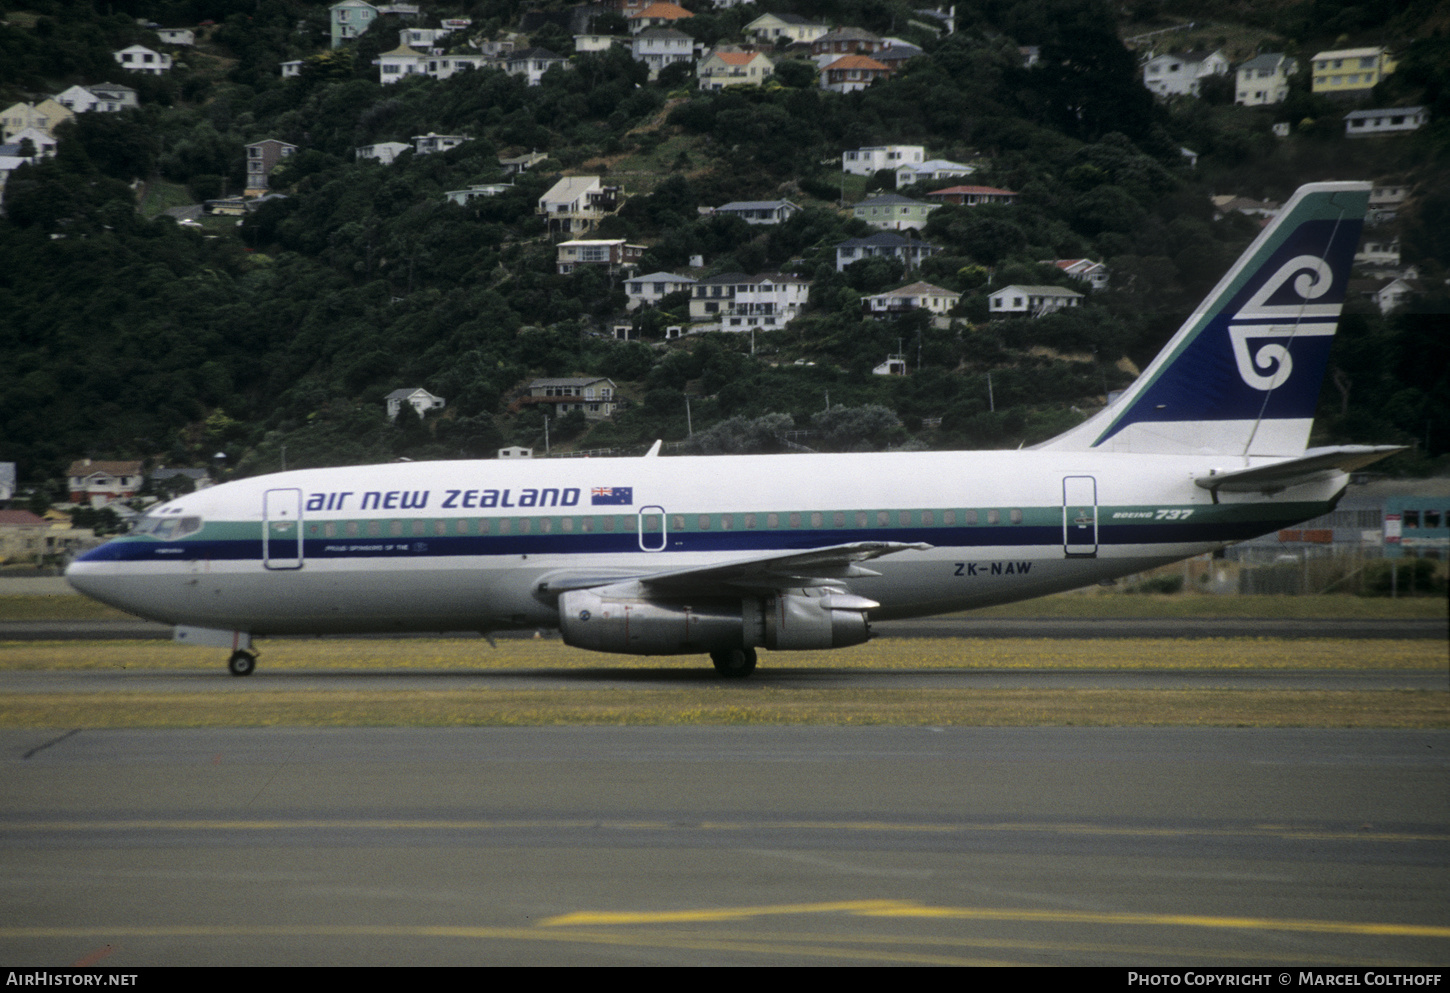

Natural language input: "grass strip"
[0,688,1443,729]
[0,637,1440,671]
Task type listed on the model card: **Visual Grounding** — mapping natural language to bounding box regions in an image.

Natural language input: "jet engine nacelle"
[557,584,876,656]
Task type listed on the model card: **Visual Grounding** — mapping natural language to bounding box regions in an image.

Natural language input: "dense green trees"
[0,0,1443,496]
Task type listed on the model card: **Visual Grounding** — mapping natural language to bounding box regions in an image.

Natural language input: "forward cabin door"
[1062,476,1098,558]
[638,505,667,552]
[263,487,304,570]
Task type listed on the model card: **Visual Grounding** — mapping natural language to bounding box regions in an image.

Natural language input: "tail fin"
[1039,181,1370,457]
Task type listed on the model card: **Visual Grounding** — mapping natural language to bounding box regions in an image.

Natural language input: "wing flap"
[535,541,931,597]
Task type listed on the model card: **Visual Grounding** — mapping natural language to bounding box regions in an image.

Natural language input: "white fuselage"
[66,450,1342,638]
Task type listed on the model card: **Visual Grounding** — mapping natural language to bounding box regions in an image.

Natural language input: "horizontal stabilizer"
[1195,445,1405,495]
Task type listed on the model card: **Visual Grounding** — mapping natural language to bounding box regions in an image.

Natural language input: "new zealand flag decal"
[591,486,633,505]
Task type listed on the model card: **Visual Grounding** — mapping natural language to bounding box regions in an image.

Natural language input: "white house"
[1141,49,1228,98]
[895,158,974,188]
[689,273,809,328]
[712,200,800,225]
[625,272,697,310]
[1355,237,1400,267]
[503,48,569,86]
[156,28,196,46]
[988,284,1083,317]
[1234,53,1295,106]
[630,29,694,79]
[356,141,410,164]
[385,387,445,420]
[697,50,773,89]
[538,176,622,234]
[412,133,467,155]
[864,281,961,315]
[843,145,925,177]
[1045,259,1109,291]
[113,44,173,74]
[66,460,143,505]
[4,127,57,159]
[745,13,828,46]
[1350,277,1415,315]
[445,183,512,204]
[281,60,303,78]
[1344,107,1428,138]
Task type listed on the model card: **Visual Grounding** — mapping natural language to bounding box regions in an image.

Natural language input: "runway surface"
[2,727,1447,966]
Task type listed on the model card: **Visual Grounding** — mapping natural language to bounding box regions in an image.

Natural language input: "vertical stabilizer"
[1038,181,1369,457]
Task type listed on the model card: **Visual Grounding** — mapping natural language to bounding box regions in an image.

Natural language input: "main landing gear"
[227,649,257,677]
[710,646,757,679]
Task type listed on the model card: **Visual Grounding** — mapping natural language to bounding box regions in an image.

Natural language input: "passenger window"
[856,511,868,527]
[367,521,381,537]
[561,517,574,533]
[877,511,890,526]
[921,510,934,526]
[538,518,552,533]
[964,510,978,525]
[347,521,359,537]
[1403,511,1420,528]
[943,510,956,525]
[744,513,757,529]
[833,512,844,528]
[1010,509,1023,524]
[767,513,779,528]
[789,512,801,528]
[898,511,911,526]
[411,520,424,536]
[698,515,711,530]
[390,521,403,537]
[456,519,469,534]
[517,518,531,534]
[325,522,337,537]
[720,514,733,530]
[1426,510,1442,529]
[987,510,1000,525]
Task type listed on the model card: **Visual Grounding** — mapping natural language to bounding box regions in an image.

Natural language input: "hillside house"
[842,145,925,177]
[504,48,569,86]
[895,158,974,187]
[539,176,623,234]
[385,388,445,420]
[555,239,644,274]
[1141,49,1227,98]
[1350,277,1416,315]
[988,285,1083,317]
[113,44,173,74]
[713,200,800,225]
[1311,47,1396,98]
[356,141,410,164]
[630,29,695,79]
[523,378,617,419]
[1368,184,1410,223]
[445,183,512,204]
[1235,53,1295,106]
[412,133,467,155]
[626,272,697,310]
[0,510,52,562]
[156,28,196,46]
[1045,259,1109,291]
[853,193,938,231]
[627,2,694,33]
[1,99,73,140]
[1344,107,1427,138]
[811,27,885,58]
[329,0,420,47]
[244,138,297,195]
[834,232,939,272]
[698,50,774,89]
[864,281,960,316]
[745,13,828,46]
[926,184,1017,206]
[0,462,13,503]
[689,273,809,328]
[500,151,548,175]
[67,460,143,505]
[820,55,892,93]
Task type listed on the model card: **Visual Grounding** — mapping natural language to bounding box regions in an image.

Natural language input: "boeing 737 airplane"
[66,181,1400,677]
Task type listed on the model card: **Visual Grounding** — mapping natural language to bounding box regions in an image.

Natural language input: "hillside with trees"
[0,0,1446,506]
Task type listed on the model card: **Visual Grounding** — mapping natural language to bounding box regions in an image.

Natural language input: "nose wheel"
[227,650,257,677]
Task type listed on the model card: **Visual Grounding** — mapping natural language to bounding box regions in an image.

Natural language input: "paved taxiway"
[2,727,1447,966]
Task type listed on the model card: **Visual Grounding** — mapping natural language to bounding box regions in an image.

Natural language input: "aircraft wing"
[1195,445,1405,496]
[537,541,931,597]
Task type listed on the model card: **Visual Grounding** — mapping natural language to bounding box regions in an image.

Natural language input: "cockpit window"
[132,515,203,540]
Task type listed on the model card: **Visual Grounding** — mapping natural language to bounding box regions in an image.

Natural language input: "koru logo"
[1228,255,1339,391]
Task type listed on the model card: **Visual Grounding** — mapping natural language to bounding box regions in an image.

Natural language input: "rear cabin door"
[263,488,304,570]
[637,505,667,552]
[1062,476,1098,558]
